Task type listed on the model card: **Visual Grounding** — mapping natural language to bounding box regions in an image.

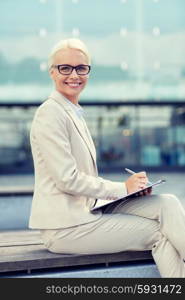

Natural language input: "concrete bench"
[0,229,154,276]
[0,188,157,277]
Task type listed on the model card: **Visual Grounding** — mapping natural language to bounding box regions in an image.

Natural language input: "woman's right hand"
[125,171,149,194]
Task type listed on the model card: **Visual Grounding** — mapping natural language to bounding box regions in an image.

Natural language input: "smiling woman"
[28,38,185,278]
[47,39,91,104]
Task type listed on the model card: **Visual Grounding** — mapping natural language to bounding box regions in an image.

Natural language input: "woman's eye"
[60,66,71,72]
[78,66,86,71]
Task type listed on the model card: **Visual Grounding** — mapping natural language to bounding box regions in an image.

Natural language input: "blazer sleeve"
[31,104,127,200]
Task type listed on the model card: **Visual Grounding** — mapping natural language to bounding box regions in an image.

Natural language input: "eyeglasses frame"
[52,64,91,75]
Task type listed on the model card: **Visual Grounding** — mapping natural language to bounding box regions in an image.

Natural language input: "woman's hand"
[139,186,152,197]
[125,171,150,195]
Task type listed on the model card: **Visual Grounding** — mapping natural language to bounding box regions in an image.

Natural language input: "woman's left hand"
[138,187,152,197]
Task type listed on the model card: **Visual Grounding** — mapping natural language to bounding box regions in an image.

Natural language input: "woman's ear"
[49,67,54,80]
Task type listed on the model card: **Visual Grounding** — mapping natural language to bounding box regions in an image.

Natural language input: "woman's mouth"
[65,82,82,88]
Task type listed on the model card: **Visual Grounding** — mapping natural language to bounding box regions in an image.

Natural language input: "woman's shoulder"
[35,97,66,118]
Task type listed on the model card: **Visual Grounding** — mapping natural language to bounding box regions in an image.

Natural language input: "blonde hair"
[48,38,91,69]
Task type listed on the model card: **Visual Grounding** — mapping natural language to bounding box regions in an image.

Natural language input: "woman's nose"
[69,68,79,78]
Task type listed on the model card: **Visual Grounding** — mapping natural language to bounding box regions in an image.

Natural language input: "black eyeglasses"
[52,64,91,75]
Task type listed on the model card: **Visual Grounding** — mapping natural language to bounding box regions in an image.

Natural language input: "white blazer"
[29,90,127,229]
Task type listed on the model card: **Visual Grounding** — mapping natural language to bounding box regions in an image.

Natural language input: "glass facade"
[0,0,185,173]
[0,103,184,173]
[84,103,185,170]
[0,0,185,101]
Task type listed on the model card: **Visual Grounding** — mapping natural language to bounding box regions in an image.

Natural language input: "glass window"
[0,0,185,101]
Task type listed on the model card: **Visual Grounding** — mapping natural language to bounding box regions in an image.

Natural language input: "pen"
[125,168,153,185]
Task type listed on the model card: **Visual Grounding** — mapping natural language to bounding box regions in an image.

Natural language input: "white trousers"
[40,193,185,278]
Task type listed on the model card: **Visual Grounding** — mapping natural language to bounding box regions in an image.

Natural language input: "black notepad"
[91,179,166,212]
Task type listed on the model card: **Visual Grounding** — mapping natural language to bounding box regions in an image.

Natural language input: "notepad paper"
[91,179,166,212]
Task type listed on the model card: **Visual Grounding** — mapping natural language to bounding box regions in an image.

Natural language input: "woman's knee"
[154,193,181,209]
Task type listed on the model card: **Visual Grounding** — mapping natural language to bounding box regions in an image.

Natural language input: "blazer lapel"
[81,118,96,159]
[49,91,97,166]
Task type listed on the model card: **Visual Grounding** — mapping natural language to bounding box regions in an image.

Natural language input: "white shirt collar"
[63,97,84,119]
